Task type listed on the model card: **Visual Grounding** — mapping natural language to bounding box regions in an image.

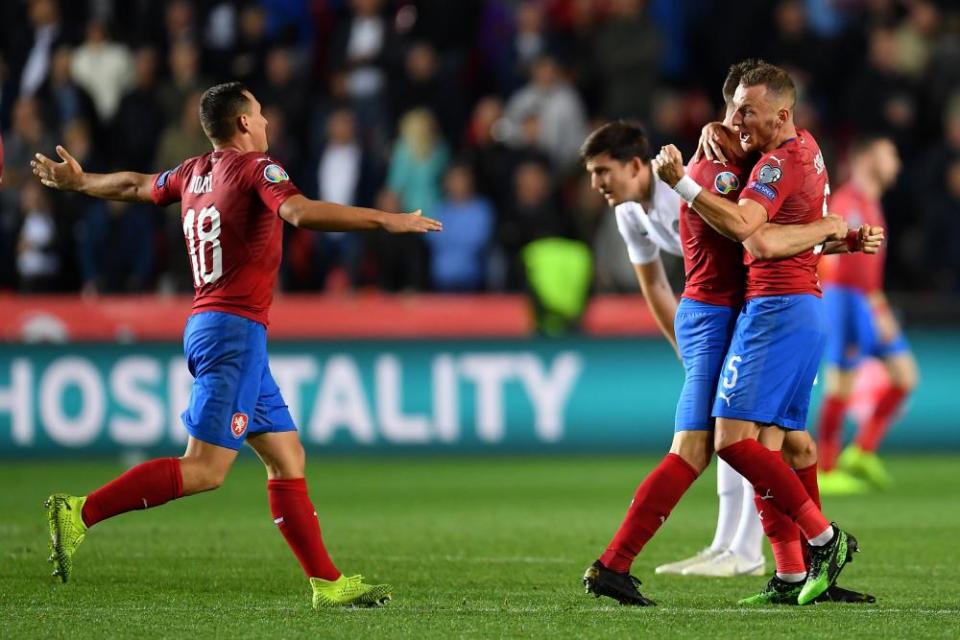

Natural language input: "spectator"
[69,21,134,122]
[36,45,99,137]
[255,47,311,143]
[387,108,449,215]
[16,179,62,292]
[368,188,429,292]
[425,163,495,292]
[159,40,206,123]
[927,156,960,292]
[14,0,72,98]
[111,47,166,173]
[504,55,588,170]
[62,119,109,295]
[231,4,270,83]
[590,0,660,121]
[390,41,464,144]
[463,95,516,212]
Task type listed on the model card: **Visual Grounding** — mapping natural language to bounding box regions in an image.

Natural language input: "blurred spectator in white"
[317,107,378,208]
[504,55,587,170]
[17,0,70,98]
[70,20,134,122]
[37,45,98,137]
[112,47,165,173]
[387,108,450,215]
[590,0,660,121]
[159,40,206,123]
[426,162,494,292]
[16,180,61,292]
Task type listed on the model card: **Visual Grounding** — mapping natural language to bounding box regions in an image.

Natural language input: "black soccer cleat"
[814,585,876,604]
[799,523,859,605]
[582,560,656,606]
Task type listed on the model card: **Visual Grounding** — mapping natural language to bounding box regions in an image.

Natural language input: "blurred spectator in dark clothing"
[504,55,587,170]
[159,40,206,123]
[846,26,918,151]
[404,0,482,55]
[327,0,398,141]
[62,119,109,295]
[426,163,495,292]
[36,45,99,138]
[390,41,464,144]
[590,0,660,121]
[463,95,516,212]
[927,156,960,292]
[201,1,241,78]
[154,91,209,173]
[255,47,311,144]
[70,20,134,123]
[231,3,271,83]
[387,108,449,216]
[483,1,557,95]
[761,0,825,90]
[164,0,198,48]
[111,47,165,173]
[368,188,429,292]
[16,179,63,292]
[496,159,567,290]
[11,0,74,99]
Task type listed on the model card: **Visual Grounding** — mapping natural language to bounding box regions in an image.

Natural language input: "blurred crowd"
[1,0,959,297]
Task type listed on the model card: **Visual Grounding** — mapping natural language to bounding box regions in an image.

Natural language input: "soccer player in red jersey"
[653,63,867,605]
[816,135,918,493]
[32,82,442,608]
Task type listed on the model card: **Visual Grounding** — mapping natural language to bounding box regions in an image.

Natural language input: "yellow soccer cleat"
[838,445,893,489]
[45,493,88,583]
[310,574,393,609]
[818,470,871,496]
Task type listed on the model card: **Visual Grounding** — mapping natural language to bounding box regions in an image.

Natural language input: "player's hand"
[652,144,685,187]
[859,224,885,254]
[692,122,730,164]
[382,209,443,234]
[826,214,848,241]
[31,145,84,192]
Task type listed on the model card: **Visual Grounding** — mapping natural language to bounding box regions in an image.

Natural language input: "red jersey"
[681,158,747,306]
[151,149,301,325]
[739,129,829,299]
[820,182,885,293]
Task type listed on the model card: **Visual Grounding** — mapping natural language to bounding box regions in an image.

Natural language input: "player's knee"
[180,458,230,494]
[890,358,919,393]
[783,436,817,469]
[262,441,306,480]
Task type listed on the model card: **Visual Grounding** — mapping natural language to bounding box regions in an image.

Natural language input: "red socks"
[81,457,184,528]
[717,439,829,540]
[600,453,699,572]
[754,489,806,575]
[816,395,847,471]
[795,463,821,510]
[857,385,908,452]
[268,478,340,581]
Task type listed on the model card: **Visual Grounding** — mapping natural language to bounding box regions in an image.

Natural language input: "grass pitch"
[2,455,958,639]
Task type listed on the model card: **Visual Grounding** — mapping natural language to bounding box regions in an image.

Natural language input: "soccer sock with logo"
[709,459,743,552]
[81,457,184,528]
[268,478,340,581]
[816,395,847,471]
[600,453,700,572]
[856,385,908,453]
[717,439,831,543]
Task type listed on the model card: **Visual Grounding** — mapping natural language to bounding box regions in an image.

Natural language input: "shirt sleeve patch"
[156,166,178,189]
[749,182,777,200]
[263,164,289,183]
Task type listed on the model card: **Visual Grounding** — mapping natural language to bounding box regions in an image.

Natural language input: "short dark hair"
[199,81,252,142]
[849,133,892,159]
[580,120,650,164]
[739,63,797,107]
[722,58,765,104]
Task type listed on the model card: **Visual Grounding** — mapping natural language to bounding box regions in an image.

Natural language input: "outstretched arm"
[32,145,154,203]
[278,194,443,233]
[743,215,848,260]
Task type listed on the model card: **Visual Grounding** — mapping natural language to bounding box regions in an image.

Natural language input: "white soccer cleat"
[680,549,766,577]
[654,547,723,575]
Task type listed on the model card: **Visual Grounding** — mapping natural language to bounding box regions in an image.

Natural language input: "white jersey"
[613,175,682,265]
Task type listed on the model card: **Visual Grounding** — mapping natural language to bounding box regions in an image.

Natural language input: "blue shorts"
[674,298,739,431]
[181,311,296,450]
[713,294,827,430]
[823,285,909,370]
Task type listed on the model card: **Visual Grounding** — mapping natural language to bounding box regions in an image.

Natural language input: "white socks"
[777,572,806,583]
[710,459,743,551]
[729,476,764,562]
[809,526,835,547]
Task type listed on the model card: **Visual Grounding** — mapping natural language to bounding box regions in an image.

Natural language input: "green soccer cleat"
[44,493,88,583]
[798,524,858,605]
[838,445,893,489]
[310,575,393,609]
[818,470,871,496]
[738,575,804,605]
